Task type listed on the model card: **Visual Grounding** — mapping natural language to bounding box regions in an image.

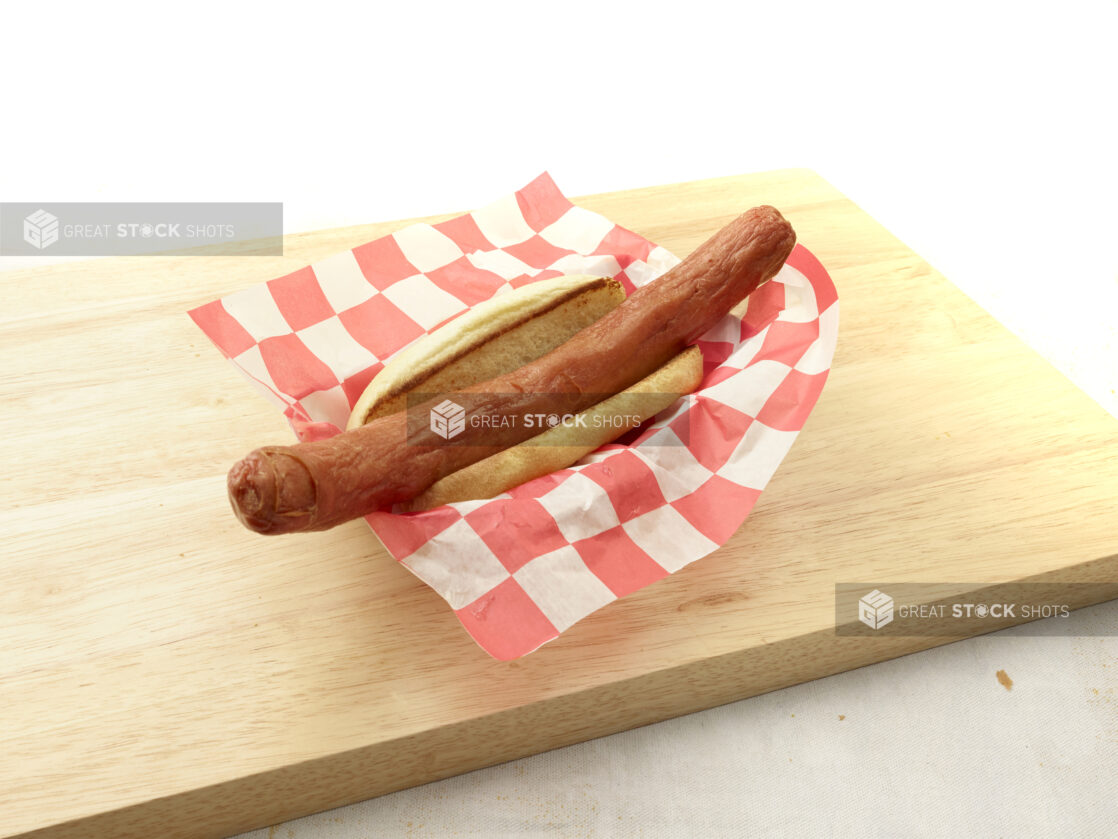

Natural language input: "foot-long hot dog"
[227,205,796,534]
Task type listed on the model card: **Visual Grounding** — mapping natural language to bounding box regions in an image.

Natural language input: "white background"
[3,1,1115,836]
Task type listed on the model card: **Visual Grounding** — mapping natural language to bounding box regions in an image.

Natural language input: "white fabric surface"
[236,602,1117,838]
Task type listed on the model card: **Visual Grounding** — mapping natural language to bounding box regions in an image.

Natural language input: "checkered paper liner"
[189,174,839,660]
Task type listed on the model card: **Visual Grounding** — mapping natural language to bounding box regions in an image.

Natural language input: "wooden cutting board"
[3,170,1116,839]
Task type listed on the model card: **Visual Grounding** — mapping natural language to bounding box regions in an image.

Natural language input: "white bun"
[346,275,625,429]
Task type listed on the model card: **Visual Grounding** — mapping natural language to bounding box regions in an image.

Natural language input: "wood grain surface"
[2,170,1116,839]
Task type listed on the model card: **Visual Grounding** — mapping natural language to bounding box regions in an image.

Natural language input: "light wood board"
[2,170,1116,838]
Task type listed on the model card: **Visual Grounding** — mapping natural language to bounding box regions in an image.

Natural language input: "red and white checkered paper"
[190,173,839,660]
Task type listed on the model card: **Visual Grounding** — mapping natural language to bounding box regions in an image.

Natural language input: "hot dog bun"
[399,346,702,511]
[347,274,626,429]
[346,275,701,509]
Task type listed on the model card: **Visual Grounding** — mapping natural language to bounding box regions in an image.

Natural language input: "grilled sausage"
[227,206,795,534]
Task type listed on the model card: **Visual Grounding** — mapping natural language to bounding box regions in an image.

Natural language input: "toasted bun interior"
[346,275,625,429]
[399,346,704,511]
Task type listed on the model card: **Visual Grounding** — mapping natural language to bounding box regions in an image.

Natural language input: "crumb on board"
[996,669,1014,691]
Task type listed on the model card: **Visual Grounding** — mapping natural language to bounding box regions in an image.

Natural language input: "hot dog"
[227,205,796,534]
[344,271,703,511]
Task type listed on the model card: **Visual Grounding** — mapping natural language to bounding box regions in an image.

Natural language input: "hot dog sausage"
[228,205,795,534]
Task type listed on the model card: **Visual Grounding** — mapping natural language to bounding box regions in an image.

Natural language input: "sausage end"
[227,448,316,535]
